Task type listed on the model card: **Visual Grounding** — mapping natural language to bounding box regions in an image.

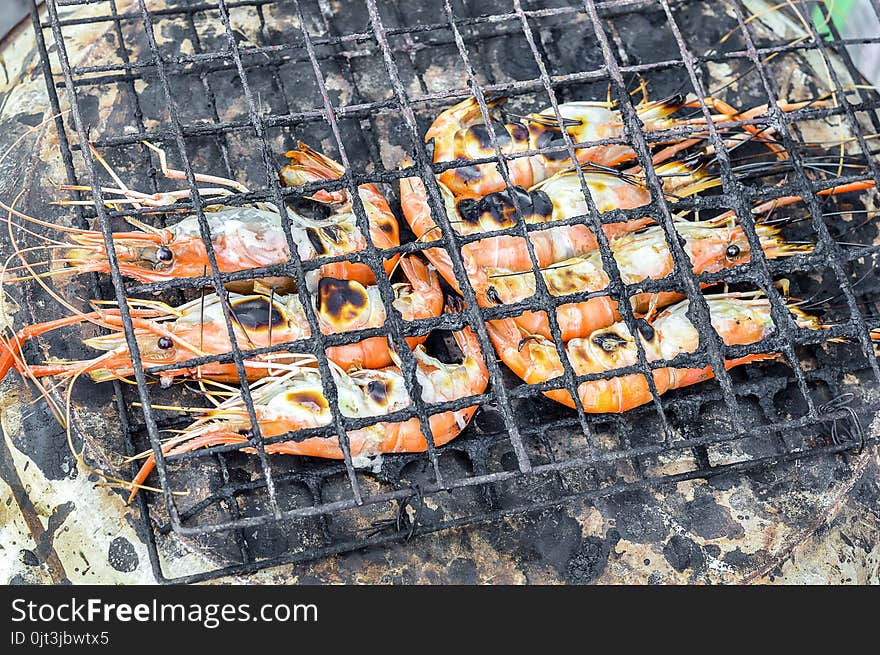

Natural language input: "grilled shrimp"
[0,257,442,385]
[426,94,693,198]
[402,166,876,307]
[127,327,489,502]
[425,94,820,199]
[485,219,809,341]
[400,156,719,298]
[49,143,399,290]
[279,142,401,282]
[487,293,828,413]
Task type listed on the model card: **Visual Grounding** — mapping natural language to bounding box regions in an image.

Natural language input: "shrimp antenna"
[828,209,880,237]
[199,266,207,355]
[505,111,583,129]
[790,265,878,313]
[755,213,812,228]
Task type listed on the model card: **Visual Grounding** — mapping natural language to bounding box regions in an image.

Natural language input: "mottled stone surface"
[0,1,878,585]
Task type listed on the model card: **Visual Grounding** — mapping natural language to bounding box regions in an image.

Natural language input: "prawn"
[279,141,401,282]
[0,256,442,385]
[485,219,809,341]
[127,326,488,502]
[402,168,876,308]
[426,94,820,199]
[400,156,719,297]
[26,142,399,291]
[487,292,836,413]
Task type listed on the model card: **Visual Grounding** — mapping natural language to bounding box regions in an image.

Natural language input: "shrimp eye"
[486,286,502,305]
[725,244,741,260]
[156,246,173,262]
[157,337,173,350]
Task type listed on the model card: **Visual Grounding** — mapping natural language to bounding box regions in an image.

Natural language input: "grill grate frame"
[22,0,880,582]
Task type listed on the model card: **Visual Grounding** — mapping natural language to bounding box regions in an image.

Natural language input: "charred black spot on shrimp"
[230,297,285,331]
[458,186,549,228]
[468,120,513,152]
[285,390,329,413]
[530,190,554,221]
[661,93,686,112]
[508,122,529,143]
[366,379,392,406]
[377,218,396,234]
[451,164,483,183]
[535,128,570,162]
[318,278,369,326]
[458,187,525,227]
[636,319,656,342]
[321,224,345,244]
[592,332,628,353]
[306,227,326,254]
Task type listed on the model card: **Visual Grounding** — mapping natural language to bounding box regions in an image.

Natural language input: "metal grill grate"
[24,0,880,582]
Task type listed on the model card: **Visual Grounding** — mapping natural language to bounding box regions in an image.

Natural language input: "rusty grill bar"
[24,0,880,582]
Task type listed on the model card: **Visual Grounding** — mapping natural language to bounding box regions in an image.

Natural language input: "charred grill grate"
[23,0,880,582]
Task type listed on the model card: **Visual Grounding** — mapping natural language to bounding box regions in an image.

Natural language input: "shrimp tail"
[279,141,347,203]
[397,254,435,293]
[484,318,534,374]
[451,325,488,378]
[425,96,506,144]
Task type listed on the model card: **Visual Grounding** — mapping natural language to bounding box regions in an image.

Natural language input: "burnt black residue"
[722,547,760,570]
[305,227,327,254]
[566,530,619,584]
[852,472,880,515]
[0,426,70,583]
[449,164,483,183]
[320,224,345,244]
[107,536,139,573]
[446,557,480,584]
[14,401,76,481]
[14,111,45,128]
[534,128,570,161]
[467,120,514,151]
[680,492,745,541]
[488,510,586,579]
[597,490,669,543]
[366,379,390,405]
[636,318,656,342]
[19,549,39,567]
[662,534,706,573]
